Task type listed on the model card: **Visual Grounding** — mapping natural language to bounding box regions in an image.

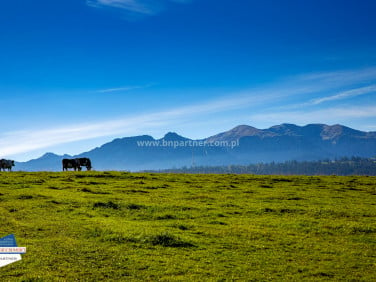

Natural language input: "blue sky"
[1,0,376,161]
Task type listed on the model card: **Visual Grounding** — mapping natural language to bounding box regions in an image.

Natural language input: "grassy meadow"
[0,172,375,281]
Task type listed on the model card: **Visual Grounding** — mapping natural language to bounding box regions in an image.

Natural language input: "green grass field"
[0,172,375,281]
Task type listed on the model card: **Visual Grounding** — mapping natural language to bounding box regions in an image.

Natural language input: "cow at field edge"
[76,158,92,171]
[62,158,80,171]
[0,159,15,171]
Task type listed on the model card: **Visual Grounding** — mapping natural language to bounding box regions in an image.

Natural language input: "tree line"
[155,157,376,176]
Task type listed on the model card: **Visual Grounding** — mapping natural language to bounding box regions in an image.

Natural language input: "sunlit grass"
[0,172,375,281]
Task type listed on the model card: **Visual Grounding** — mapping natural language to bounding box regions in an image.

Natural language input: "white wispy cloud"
[0,114,166,158]
[95,84,153,93]
[248,105,376,128]
[274,68,376,110]
[294,67,376,88]
[86,0,191,15]
[310,85,376,105]
[87,0,155,14]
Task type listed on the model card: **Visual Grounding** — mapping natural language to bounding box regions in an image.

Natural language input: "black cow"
[76,158,92,171]
[0,159,15,171]
[62,158,81,171]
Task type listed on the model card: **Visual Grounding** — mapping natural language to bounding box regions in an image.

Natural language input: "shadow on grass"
[87,228,195,248]
[147,233,195,248]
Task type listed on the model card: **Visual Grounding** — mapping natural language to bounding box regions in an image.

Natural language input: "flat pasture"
[0,172,375,281]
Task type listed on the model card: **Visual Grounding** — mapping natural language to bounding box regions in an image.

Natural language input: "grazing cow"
[0,159,15,171]
[76,158,92,171]
[62,158,80,171]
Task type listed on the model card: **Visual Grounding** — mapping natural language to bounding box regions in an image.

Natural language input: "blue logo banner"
[0,234,18,247]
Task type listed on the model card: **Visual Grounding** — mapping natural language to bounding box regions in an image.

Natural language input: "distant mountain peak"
[268,123,302,135]
[161,132,188,141]
[270,123,298,128]
[321,124,361,140]
[231,124,260,133]
[41,152,58,157]
[206,125,264,142]
[39,152,65,160]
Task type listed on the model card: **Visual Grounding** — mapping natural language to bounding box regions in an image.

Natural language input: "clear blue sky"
[1,0,376,161]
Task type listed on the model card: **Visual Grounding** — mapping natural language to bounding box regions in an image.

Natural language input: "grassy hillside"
[0,172,375,281]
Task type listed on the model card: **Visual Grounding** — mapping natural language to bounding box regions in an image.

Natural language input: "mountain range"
[14,124,376,171]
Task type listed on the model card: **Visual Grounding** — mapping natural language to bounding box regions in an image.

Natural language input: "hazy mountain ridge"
[14,124,376,171]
